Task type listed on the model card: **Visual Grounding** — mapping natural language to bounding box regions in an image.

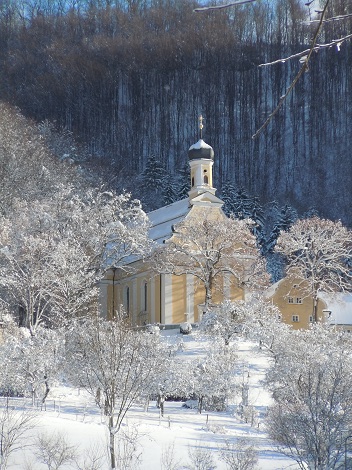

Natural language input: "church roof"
[188,139,214,161]
[148,197,191,244]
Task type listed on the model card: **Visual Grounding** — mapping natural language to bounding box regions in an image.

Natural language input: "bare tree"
[74,444,106,470]
[275,216,352,322]
[34,432,76,470]
[219,438,258,470]
[186,444,217,470]
[65,314,167,470]
[153,210,268,313]
[161,442,183,470]
[114,424,143,470]
[265,324,352,469]
[0,401,37,470]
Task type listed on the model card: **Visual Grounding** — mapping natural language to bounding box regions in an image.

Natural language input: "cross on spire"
[199,114,203,139]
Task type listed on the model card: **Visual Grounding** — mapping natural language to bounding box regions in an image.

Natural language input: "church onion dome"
[188,139,214,161]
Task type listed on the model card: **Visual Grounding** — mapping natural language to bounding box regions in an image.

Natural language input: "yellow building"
[267,278,328,330]
[100,132,247,325]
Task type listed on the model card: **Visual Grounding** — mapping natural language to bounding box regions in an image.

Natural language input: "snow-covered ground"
[3,329,299,469]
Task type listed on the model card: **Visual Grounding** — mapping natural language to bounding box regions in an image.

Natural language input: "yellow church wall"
[105,269,165,326]
[193,283,206,322]
[152,275,162,324]
[187,205,225,222]
[230,284,244,301]
[171,274,187,324]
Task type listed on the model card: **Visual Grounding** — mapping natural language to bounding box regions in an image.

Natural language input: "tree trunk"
[313,295,319,323]
[198,396,203,414]
[204,275,213,313]
[109,416,116,469]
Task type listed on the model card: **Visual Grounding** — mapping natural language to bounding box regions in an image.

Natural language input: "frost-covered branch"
[194,0,256,12]
[253,0,331,139]
[307,12,352,24]
[259,34,352,67]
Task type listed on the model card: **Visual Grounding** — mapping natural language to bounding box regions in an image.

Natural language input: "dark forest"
[0,0,351,226]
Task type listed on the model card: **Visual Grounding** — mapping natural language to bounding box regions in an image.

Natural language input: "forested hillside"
[0,0,351,226]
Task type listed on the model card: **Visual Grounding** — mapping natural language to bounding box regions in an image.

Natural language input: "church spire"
[188,116,216,200]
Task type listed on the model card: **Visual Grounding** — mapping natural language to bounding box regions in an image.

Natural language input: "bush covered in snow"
[180,322,192,335]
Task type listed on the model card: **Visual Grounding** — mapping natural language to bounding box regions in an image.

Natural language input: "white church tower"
[188,115,216,200]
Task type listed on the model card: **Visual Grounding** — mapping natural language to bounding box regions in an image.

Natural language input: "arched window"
[143,281,148,312]
[204,174,209,184]
[124,286,130,314]
[191,176,195,187]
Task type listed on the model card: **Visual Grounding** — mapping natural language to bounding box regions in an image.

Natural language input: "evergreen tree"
[161,174,178,206]
[220,180,237,216]
[266,204,298,255]
[141,155,165,192]
[232,187,253,220]
[248,197,266,251]
[176,163,190,200]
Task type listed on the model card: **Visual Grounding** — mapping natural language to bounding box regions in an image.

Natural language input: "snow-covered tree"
[0,102,81,217]
[220,438,258,470]
[64,314,168,470]
[201,297,286,354]
[265,324,352,469]
[265,204,298,255]
[0,327,62,404]
[232,187,253,220]
[177,162,191,200]
[191,343,238,413]
[220,180,237,216]
[161,174,178,206]
[0,402,37,470]
[275,216,352,322]
[200,300,248,346]
[141,155,165,192]
[0,188,151,332]
[153,210,268,312]
[34,432,77,470]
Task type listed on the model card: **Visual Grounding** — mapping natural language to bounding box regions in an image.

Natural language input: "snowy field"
[2,330,299,469]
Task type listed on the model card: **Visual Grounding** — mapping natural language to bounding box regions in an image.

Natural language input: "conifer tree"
[176,163,190,200]
[161,174,178,206]
[232,187,253,220]
[141,155,165,192]
[266,204,298,254]
[248,197,266,251]
[220,180,237,216]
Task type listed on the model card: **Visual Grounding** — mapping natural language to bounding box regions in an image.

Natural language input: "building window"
[288,297,303,304]
[124,286,130,314]
[292,315,299,323]
[309,315,313,322]
[143,281,148,312]
[191,177,194,187]
[204,174,208,184]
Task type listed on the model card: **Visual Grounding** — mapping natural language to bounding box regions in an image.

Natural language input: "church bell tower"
[188,115,216,200]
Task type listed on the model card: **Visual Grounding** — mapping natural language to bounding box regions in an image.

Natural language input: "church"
[100,120,253,326]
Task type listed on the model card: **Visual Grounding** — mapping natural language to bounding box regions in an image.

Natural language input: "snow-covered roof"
[188,139,213,151]
[148,198,190,244]
[318,292,352,326]
[264,280,281,298]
